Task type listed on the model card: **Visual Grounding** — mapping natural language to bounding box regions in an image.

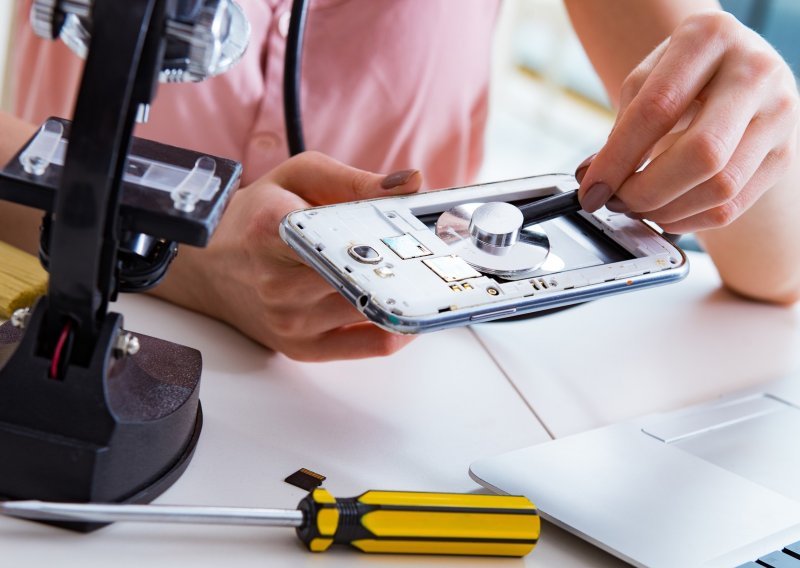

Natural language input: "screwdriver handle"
[296,489,539,557]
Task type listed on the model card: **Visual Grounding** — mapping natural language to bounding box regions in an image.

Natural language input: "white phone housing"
[280,174,689,333]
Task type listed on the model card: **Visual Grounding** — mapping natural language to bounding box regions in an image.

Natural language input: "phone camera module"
[348,245,383,264]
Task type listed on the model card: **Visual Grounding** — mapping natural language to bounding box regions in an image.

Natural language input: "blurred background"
[0,1,14,112]
[0,0,797,182]
[479,0,800,182]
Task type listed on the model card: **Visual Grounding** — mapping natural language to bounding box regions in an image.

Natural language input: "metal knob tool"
[435,189,582,279]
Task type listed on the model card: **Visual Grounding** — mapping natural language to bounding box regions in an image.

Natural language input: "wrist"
[148,244,225,320]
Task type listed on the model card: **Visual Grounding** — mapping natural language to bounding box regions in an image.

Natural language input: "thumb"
[269,151,422,206]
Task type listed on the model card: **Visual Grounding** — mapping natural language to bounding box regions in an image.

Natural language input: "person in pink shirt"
[1,1,799,361]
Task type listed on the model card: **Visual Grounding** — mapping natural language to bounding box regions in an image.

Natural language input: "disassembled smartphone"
[280,174,689,333]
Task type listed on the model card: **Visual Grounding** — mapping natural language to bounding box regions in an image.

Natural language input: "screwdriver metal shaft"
[0,501,304,527]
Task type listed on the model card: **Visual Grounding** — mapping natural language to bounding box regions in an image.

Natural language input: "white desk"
[0,293,622,567]
[471,252,800,438]
[2,251,794,567]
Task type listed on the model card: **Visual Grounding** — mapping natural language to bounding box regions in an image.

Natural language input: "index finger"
[579,21,727,210]
[269,151,421,206]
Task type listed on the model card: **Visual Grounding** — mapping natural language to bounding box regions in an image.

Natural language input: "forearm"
[697,128,800,304]
[0,112,40,254]
[564,0,718,107]
[566,0,800,304]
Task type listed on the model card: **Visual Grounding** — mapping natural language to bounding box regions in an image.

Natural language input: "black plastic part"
[0,306,203,533]
[0,0,233,529]
[293,493,411,549]
[329,497,373,544]
[0,406,203,534]
[115,239,179,292]
[0,119,242,248]
[40,217,180,294]
[44,0,160,355]
[295,491,332,547]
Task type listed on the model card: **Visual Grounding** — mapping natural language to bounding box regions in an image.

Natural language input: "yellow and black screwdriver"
[0,489,539,557]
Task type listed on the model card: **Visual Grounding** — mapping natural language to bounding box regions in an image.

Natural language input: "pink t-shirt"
[13,0,499,188]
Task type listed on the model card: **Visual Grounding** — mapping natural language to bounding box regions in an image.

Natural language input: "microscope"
[0,0,249,529]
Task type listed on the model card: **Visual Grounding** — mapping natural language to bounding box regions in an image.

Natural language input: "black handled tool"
[518,189,582,226]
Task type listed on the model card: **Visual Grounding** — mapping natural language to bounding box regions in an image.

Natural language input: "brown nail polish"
[381,169,419,190]
[580,182,614,212]
[605,196,630,213]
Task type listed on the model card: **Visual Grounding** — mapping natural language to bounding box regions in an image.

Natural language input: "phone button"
[348,245,383,264]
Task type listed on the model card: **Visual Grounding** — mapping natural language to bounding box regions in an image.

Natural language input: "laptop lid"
[470,376,800,568]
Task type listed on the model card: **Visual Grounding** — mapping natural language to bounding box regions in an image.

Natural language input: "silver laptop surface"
[470,375,800,568]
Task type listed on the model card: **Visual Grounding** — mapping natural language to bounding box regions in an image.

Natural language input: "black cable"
[284,0,310,156]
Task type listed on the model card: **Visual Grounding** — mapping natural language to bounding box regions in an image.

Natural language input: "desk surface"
[2,252,796,567]
[471,252,800,438]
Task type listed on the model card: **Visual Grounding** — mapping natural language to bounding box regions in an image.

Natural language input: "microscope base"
[0,310,203,532]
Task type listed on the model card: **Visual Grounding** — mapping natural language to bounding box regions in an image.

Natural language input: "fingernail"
[574,153,597,183]
[381,169,419,190]
[580,182,614,212]
[605,196,630,213]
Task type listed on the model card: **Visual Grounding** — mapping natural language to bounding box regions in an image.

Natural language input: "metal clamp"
[19,119,63,177]
[171,156,217,213]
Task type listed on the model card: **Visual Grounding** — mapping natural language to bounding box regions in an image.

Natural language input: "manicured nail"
[574,153,597,183]
[580,182,614,212]
[381,169,419,190]
[605,196,630,213]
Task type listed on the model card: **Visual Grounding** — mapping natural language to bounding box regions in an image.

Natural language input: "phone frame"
[280,174,689,334]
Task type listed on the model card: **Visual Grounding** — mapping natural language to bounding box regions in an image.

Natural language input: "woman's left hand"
[576,11,799,234]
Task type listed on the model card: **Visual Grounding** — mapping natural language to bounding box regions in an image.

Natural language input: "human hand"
[575,11,799,234]
[154,151,422,361]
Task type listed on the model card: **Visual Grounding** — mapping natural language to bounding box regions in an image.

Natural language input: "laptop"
[470,374,800,568]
